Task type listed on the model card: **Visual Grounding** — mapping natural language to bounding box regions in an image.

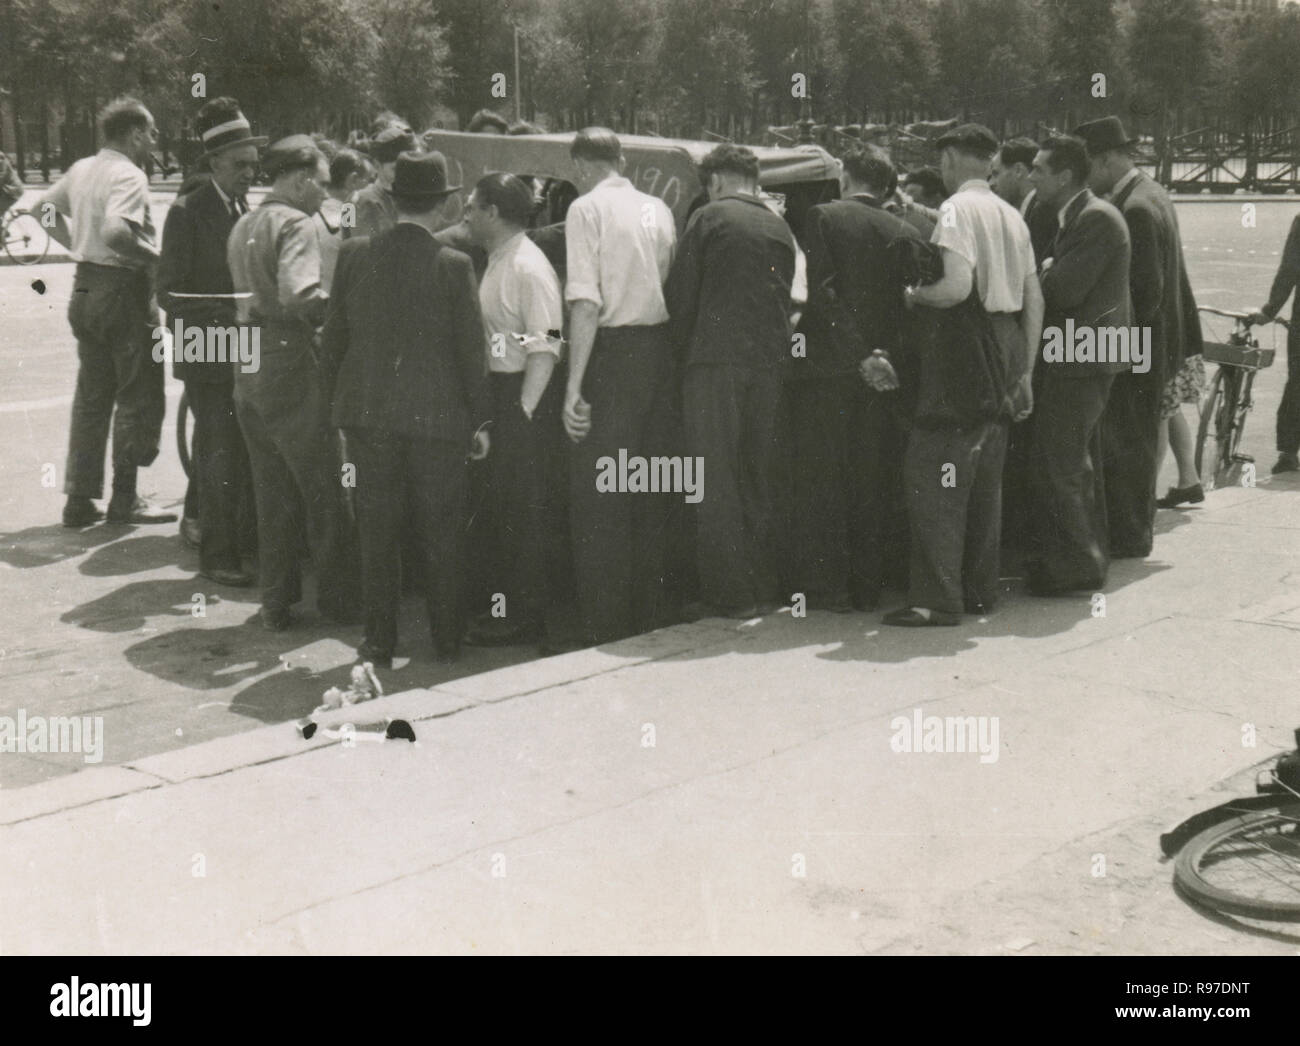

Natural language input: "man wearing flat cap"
[1076,115,1202,554]
[322,151,490,666]
[227,134,359,631]
[884,123,1043,627]
[345,122,416,241]
[158,97,264,586]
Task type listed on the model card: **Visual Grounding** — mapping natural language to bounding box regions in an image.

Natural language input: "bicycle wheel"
[2,210,50,265]
[1174,801,1300,921]
[1195,366,1239,490]
[176,388,193,479]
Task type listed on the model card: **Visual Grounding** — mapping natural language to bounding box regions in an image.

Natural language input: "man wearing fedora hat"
[322,150,490,666]
[228,135,359,631]
[158,97,265,586]
[346,122,416,241]
[1076,115,1202,554]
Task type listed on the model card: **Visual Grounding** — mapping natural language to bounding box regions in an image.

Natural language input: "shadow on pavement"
[78,532,189,576]
[61,578,258,633]
[0,523,123,568]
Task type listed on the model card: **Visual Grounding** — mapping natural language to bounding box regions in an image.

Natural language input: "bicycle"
[1194,306,1288,491]
[1,206,50,264]
[1161,728,1300,922]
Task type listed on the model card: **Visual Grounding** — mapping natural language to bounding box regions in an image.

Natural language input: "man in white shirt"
[463,172,565,649]
[37,97,174,528]
[885,123,1043,627]
[562,127,677,647]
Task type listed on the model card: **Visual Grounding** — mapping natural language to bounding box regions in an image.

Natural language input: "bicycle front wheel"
[1174,802,1300,921]
[1195,366,1239,490]
[2,210,50,265]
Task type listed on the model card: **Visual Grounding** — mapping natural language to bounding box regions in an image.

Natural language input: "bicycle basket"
[1202,341,1275,370]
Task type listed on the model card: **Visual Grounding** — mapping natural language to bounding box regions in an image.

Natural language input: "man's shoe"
[1026,567,1102,597]
[106,496,179,525]
[882,606,961,627]
[807,593,854,614]
[1156,483,1204,508]
[851,592,881,613]
[464,619,545,647]
[180,515,202,548]
[538,636,594,657]
[1272,453,1300,475]
[199,566,255,588]
[260,607,293,632]
[62,498,103,528]
[434,639,461,664]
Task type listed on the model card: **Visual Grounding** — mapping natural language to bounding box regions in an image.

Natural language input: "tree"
[1128,0,1211,180]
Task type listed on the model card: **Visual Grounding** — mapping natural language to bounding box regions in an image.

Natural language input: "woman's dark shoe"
[1156,483,1204,508]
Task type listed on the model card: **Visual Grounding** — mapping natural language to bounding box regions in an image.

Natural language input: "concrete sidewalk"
[3,475,1300,954]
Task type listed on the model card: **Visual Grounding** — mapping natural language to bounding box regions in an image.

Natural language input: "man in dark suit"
[1077,116,1202,558]
[785,144,924,611]
[157,98,263,586]
[664,145,798,617]
[321,151,490,667]
[1251,214,1300,474]
[1027,135,1132,595]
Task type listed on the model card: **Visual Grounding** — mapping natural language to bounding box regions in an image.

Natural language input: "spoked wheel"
[176,388,193,479]
[2,210,50,265]
[1174,802,1300,922]
[1195,366,1247,490]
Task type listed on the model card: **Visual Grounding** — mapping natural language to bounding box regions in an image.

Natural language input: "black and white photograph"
[2,0,1300,984]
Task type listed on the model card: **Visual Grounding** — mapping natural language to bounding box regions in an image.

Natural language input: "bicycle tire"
[1195,366,1239,490]
[1174,801,1300,922]
[2,209,50,265]
[176,388,193,480]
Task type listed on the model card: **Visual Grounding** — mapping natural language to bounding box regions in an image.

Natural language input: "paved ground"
[1,197,1298,953]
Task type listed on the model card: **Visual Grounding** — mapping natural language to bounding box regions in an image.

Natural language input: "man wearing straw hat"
[157,97,265,586]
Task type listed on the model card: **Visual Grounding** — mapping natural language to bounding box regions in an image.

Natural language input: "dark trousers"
[234,372,357,616]
[1028,371,1114,588]
[1278,327,1300,456]
[1001,420,1035,552]
[1101,367,1162,557]
[682,365,781,610]
[186,381,255,572]
[903,420,1007,614]
[346,428,467,658]
[569,325,674,644]
[780,377,909,603]
[479,371,561,629]
[64,263,165,499]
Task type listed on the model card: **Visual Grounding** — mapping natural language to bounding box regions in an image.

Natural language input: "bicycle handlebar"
[1198,305,1289,330]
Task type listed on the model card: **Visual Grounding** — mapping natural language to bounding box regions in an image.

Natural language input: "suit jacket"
[157,179,241,385]
[321,223,489,443]
[797,193,924,382]
[1021,189,1057,265]
[1112,171,1202,382]
[1039,190,1133,378]
[664,192,797,371]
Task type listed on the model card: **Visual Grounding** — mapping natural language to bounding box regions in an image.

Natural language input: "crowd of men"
[30,93,1300,673]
